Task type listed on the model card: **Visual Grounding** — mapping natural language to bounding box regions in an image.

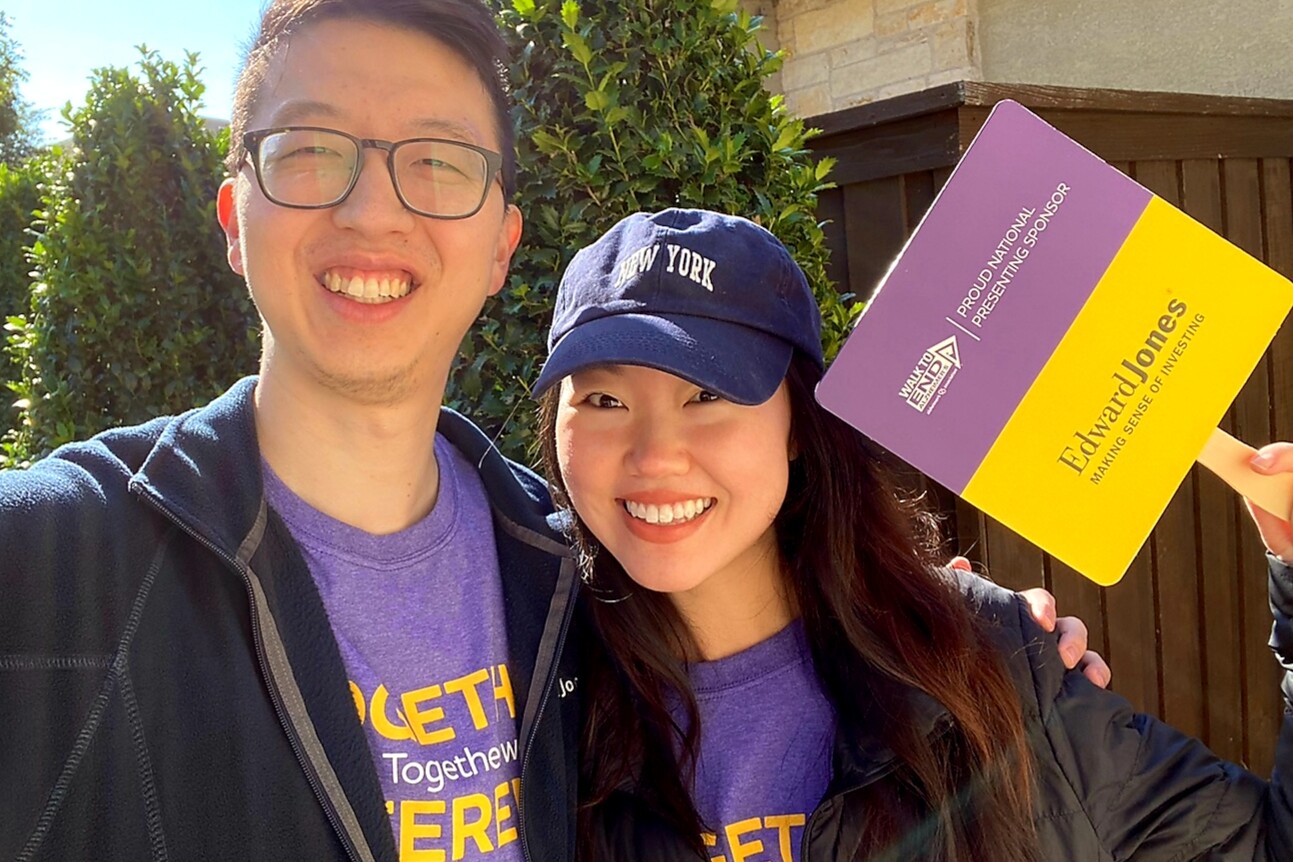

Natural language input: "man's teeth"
[322,271,413,304]
[623,498,714,525]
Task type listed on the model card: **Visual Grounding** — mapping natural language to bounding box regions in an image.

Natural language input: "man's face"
[218,18,522,405]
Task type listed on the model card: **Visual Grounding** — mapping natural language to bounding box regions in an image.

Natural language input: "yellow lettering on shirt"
[492,664,516,720]
[372,685,414,742]
[494,779,518,846]
[702,830,725,862]
[444,669,491,731]
[350,681,367,724]
[725,817,765,862]
[400,799,447,862]
[402,684,456,746]
[451,793,493,859]
[764,814,806,862]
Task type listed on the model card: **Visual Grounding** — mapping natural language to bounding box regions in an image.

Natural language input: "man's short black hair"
[227,0,516,199]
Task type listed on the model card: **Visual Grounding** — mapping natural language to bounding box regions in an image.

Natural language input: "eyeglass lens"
[256,128,491,217]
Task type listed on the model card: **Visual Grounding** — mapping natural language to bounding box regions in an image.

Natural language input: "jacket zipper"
[136,492,365,862]
[518,568,579,862]
[800,761,900,860]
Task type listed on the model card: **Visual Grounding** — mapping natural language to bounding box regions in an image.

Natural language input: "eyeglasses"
[242,126,504,220]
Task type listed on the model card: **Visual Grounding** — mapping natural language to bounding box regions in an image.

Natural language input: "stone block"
[875,10,909,37]
[829,39,880,69]
[782,50,832,90]
[786,83,834,117]
[931,18,974,70]
[833,40,932,98]
[791,0,876,53]
[874,0,923,15]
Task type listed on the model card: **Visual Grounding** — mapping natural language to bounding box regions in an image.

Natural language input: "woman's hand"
[949,556,1112,688]
[1246,442,1293,563]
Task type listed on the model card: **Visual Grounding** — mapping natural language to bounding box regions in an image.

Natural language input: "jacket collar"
[128,376,264,561]
[433,405,568,554]
[128,376,569,558]
[830,664,953,789]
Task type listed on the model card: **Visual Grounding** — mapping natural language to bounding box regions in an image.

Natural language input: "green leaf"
[771,124,799,152]
[561,0,580,29]
[562,30,593,66]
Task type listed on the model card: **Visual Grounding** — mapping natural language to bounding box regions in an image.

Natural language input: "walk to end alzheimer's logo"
[899,336,962,414]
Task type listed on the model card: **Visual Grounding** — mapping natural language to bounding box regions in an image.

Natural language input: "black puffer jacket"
[591,560,1293,860]
[0,377,581,862]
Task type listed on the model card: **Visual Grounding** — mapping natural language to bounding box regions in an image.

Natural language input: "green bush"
[446,0,857,461]
[4,50,258,465]
[0,157,42,390]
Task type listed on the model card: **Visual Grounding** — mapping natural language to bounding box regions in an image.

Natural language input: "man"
[3,2,570,860]
[0,1,1100,860]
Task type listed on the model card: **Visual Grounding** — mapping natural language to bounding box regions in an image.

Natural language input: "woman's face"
[554,364,793,601]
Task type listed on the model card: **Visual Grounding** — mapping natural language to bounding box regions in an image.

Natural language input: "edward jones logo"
[900,336,962,414]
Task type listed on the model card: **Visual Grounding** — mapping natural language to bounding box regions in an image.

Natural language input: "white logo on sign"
[899,336,961,414]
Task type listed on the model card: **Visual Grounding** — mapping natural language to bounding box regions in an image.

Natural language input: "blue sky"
[6,0,270,142]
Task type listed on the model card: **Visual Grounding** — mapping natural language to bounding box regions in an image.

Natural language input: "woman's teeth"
[322,271,413,304]
[623,498,714,525]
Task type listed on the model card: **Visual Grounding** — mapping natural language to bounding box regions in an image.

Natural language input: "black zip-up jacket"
[0,377,580,862]
[592,562,1293,860]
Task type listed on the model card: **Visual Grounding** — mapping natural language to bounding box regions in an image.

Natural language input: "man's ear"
[217,179,244,276]
[487,203,524,297]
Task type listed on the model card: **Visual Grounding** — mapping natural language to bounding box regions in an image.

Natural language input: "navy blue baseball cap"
[533,208,824,405]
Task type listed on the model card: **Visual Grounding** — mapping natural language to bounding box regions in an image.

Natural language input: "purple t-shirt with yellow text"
[264,435,523,862]
[679,621,835,862]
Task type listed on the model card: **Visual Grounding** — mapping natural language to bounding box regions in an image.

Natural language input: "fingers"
[948,555,973,573]
[1019,587,1057,633]
[1052,614,1090,668]
[1018,587,1110,683]
[1250,441,1293,475]
[1077,650,1112,689]
[1245,444,1293,561]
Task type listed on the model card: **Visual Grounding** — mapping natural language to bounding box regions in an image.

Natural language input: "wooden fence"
[808,82,1293,776]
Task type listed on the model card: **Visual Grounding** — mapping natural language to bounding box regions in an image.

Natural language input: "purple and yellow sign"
[816,100,1293,585]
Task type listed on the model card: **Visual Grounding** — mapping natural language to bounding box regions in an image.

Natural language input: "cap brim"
[533,313,793,405]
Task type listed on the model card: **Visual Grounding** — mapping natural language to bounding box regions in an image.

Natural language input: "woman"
[532,208,1293,861]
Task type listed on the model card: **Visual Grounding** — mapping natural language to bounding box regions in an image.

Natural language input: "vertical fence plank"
[1049,560,1108,660]
[982,517,1045,593]
[901,171,937,232]
[842,178,907,303]
[1103,542,1161,715]
[1263,159,1293,422]
[816,185,849,294]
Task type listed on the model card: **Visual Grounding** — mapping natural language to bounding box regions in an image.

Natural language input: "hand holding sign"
[1218,439,1293,563]
[1197,431,1293,561]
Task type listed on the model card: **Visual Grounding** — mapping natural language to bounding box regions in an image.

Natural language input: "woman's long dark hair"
[539,354,1037,861]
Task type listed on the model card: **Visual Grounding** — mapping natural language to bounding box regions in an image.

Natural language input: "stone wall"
[746,0,980,117]
[747,0,1292,119]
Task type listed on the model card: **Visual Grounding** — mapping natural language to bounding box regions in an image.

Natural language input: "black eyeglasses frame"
[241,126,505,220]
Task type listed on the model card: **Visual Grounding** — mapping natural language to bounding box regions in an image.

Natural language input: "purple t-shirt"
[681,621,836,862]
[263,435,524,862]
